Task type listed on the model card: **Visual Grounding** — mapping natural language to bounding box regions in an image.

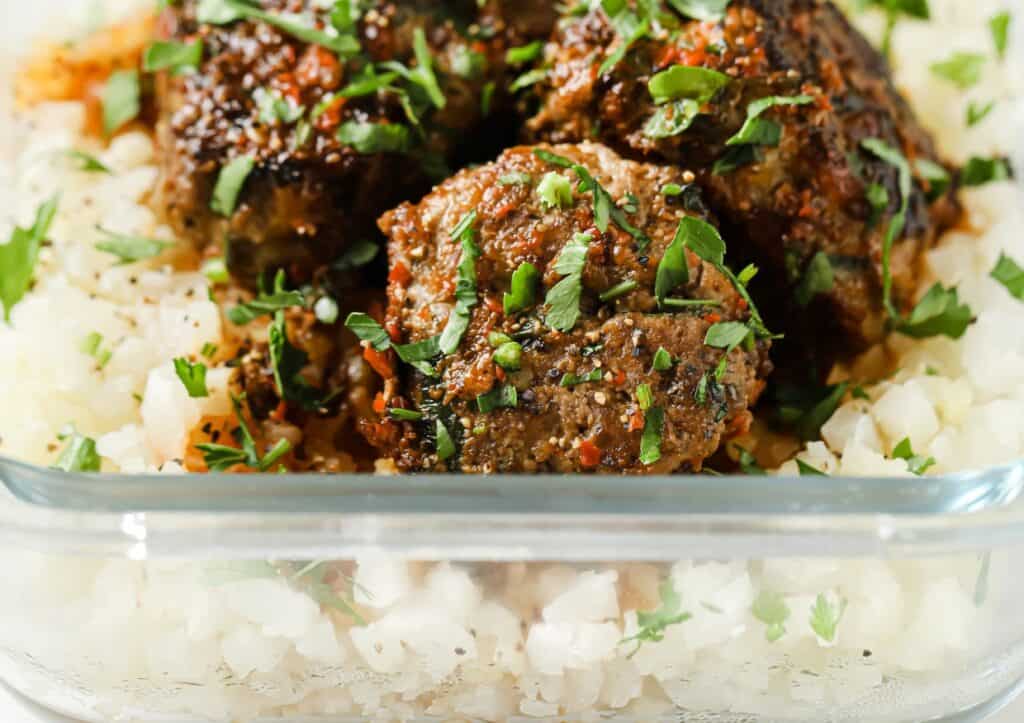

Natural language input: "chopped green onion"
[173,357,209,398]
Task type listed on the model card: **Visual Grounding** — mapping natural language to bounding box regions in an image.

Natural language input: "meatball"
[525,0,960,356]
[366,143,771,474]
[154,0,543,282]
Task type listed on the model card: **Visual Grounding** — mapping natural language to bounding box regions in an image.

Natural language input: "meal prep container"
[2,459,1024,723]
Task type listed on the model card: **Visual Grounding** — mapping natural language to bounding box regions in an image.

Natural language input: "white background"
[0,0,1022,721]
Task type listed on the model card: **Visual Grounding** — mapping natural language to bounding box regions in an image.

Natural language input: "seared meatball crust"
[371,143,771,474]
[525,0,960,354]
[154,0,548,282]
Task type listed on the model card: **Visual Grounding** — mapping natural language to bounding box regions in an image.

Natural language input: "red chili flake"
[495,365,507,382]
[579,439,602,468]
[314,96,346,132]
[484,296,503,315]
[494,201,517,220]
[706,312,722,324]
[628,410,645,432]
[385,319,402,343]
[613,369,626,387]
[372,392,387,415]
[364,346,395,379]
[389,261,413,287]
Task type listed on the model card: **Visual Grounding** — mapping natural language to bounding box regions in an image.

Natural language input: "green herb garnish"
[651,347,675,372]
[537,171,573,209]
[54,430,101,472]
[794,251,834,306]
[622,579,691,657]
[196,395,292,471]
[560,369,603,387]
[990,10,1012,59]
[991,253,1024,300]
[439,210,480,354]
[0,195,59,322]
[892,437,936,475]
[95,228,172,264]
[544,232,591,332]
[228,270,305,325]
[210,155,255,216]
[173,357,209,398]
[102,69,140,136]
[143,39,204,74]
[809,593,847,642]
[961,156,1011,186]
[895,283,973,339]
[752,591,790,642]
[504,261,539,315]
[477,384,518,413]
[930,51,986,89]
[726,95,814,147]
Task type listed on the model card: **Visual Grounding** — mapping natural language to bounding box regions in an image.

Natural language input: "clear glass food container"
[2,458,1024,723]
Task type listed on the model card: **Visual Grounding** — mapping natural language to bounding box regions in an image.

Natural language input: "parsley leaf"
[644,99,701,139]
[705,321,751,349]
[337,121,412,154]
[990,10,1012,60]
[914,158,952,201]
[655,220,690,304]
[796,459,828,476]
[173,357,209,398]
[961,156,1011,186]
[143,39,204,75]
[196,395,292,472]
[211,155,255,216]
[991,253,1024,300]
[726,95,814,147]
[861,137,911,320]
[967,100,995,127]
[809,592,847,643]
[892,437,936,475]
[544,232,591,332]
[930,52,986,89]
[63,150,111,173]
[895,282,973,339]
[0,195,59,323]
[53,430,102,473]
[504,262,540,315]
[506,41,543,65]
[752,591,790,642]
[797,381,848,442]
[101,69,140,136]
[640,406,664,465]
[651,347,675,372]
[439,211,480,354]
[794,251,834,306]
[599,16,649,77]
[648,65,730,105]
[477,384,518,413]
[622,579,691,657]
[228,270,305,325]
[95,228,172,264]
[269,311,323,407]
[254,86,305,125]
[343,312,390,351]
[560,369,603,387]
[198,0,360,56]
[435,419,457,461]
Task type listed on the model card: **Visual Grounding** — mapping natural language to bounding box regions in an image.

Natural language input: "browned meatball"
[524,0,960,356]
[365,143,771,474]
[154,0,542,282]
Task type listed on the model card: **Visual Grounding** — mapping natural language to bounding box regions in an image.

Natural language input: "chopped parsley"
[435,419,457,461]
[143,39,204,74]
[651,347,675,372]
[94,228,172,264]
[930,51,986,89]
[892,437,936,475]
[254,86,305,126]
[961,156,1011,186]
[337,121,412,154]
[332,238,379,271]
[196,395,292,472]
[210,155,255,216]
[705,321,751,350]
[621,579,691,657]
[0,195,59,323]
[796,459,828,476]
[439,210,480,355]
[991,253,1024,300]
[860,0,929,58]
[639,404,664,465]
[80,331,113,369]
[201,257,230,284]
[63,150,111,173]
[990,10,1012,60]
[477,384,518,413]
[599,15,650,77]
[914,158,952,201]
[645,65,730,140]
[101,69,140,136]
[599,279,638,302]
[655,220,690,305]
[861,137,911,320]
[809,592,847,643]
[506,40,543,65]
[269,311,321,408]
[197,0,360,56]
[967,100,995,127]
[228,270,305,325]
[736,446,765,475]
[560,369,603,387]
[173,357,209,398]
[895,282,973,339]
[751,591,790,642]
[726,94,814,147]
[544,232,591,332]
[794,251,834,307]
[537,171,573,209]
[504,261,540,315]
[53,429,102,473]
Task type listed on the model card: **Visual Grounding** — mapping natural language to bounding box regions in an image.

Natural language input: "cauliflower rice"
[0,0,1023,721]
